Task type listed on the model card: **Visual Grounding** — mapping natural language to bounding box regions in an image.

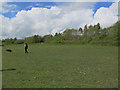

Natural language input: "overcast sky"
[0,1,119,39]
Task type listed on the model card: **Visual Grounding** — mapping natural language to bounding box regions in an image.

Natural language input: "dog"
[6,49,12,52]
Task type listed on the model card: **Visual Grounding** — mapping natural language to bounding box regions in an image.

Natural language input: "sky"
[0,1,119,39]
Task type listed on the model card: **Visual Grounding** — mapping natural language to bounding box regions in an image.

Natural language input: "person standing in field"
[24,43,28,53]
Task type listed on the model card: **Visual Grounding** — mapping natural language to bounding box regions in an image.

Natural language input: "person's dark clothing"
[25,43,28,53]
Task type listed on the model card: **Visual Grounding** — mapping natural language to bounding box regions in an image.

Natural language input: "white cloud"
[93,2,118,28]
[1,2,118,39]
[0,0,119,2]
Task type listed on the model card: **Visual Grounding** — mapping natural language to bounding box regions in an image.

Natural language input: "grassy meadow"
[2,44,118,88]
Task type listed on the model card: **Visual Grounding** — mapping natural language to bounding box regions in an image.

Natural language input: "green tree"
[83,24,88,37]
[14,39,24,44]
[43,34,53,43]
[33,35,41,43]
[96,23,101,35]
[79,27,83,35]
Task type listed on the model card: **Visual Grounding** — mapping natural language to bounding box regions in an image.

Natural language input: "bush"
[14,39,24,44]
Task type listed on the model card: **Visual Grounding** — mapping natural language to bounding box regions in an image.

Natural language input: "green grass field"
[2,44,118,88]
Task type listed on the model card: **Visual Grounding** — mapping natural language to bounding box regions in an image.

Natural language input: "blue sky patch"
[93,2,113,16]
[2,2,56,18]
[2,2,114,18]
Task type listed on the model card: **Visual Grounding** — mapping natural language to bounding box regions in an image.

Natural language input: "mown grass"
[2,44,118,88]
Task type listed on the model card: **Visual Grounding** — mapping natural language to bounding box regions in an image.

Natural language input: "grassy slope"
[2,44,118,88]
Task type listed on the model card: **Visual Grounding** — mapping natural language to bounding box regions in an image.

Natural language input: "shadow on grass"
[0,69,16,72]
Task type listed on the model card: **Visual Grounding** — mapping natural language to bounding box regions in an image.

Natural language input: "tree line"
[1,22,119,46]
